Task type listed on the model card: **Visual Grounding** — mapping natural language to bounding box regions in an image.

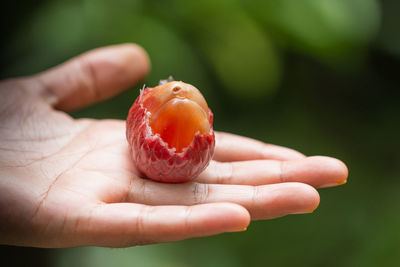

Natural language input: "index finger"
[70,202,249,248]
[213,132,305,162]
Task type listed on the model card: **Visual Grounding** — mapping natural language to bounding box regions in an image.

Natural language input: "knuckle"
[135,205,151,237]
[183,206,193,233]
[191,182,209,204]
[130,178,148,203]
[279,161,287,183]
[214,162,234,184]
[224,163,234,184]
[77,57,100,100]
[251,186,260,205]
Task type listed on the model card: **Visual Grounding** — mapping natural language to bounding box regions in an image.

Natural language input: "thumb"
[33,43,150,112]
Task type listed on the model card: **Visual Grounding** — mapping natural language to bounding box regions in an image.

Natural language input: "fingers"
[214,132,305,162]
[282,156,348,188]
[197,156,348,187]
[125,180,319,221]
[33,43,150,111]
[76,202,249,247]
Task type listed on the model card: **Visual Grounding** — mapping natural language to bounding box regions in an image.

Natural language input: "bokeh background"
[1,0,399,266]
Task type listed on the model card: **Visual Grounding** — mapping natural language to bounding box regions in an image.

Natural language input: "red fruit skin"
[126,87,215,183]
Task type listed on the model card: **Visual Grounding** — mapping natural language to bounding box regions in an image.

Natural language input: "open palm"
[0,44,348,248]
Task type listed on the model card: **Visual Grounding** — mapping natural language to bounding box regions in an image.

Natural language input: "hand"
[0,44,348,248]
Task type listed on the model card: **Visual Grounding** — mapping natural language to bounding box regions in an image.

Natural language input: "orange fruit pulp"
[141,81,210,153]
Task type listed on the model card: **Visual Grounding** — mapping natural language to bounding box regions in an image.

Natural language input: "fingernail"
[291,210,311,214]
[228,226,248,233]
[320,180,348,188]
[308,208,316,213]
[291,207,317,214]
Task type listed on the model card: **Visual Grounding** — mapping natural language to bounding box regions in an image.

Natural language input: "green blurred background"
[1,0,399,266]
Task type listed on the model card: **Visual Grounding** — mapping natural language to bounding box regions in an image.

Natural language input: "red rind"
[126,87,215,183]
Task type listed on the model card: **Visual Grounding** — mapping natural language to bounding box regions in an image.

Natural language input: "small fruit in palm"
[126,78,215,183]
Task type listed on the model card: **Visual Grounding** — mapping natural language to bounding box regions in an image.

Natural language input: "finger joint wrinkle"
[79,57,101,102]
[192,182,209,204]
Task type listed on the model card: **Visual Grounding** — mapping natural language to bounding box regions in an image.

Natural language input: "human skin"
[0,44,348,248]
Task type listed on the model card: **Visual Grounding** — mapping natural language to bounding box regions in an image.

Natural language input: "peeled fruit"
[126,79,215,183]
